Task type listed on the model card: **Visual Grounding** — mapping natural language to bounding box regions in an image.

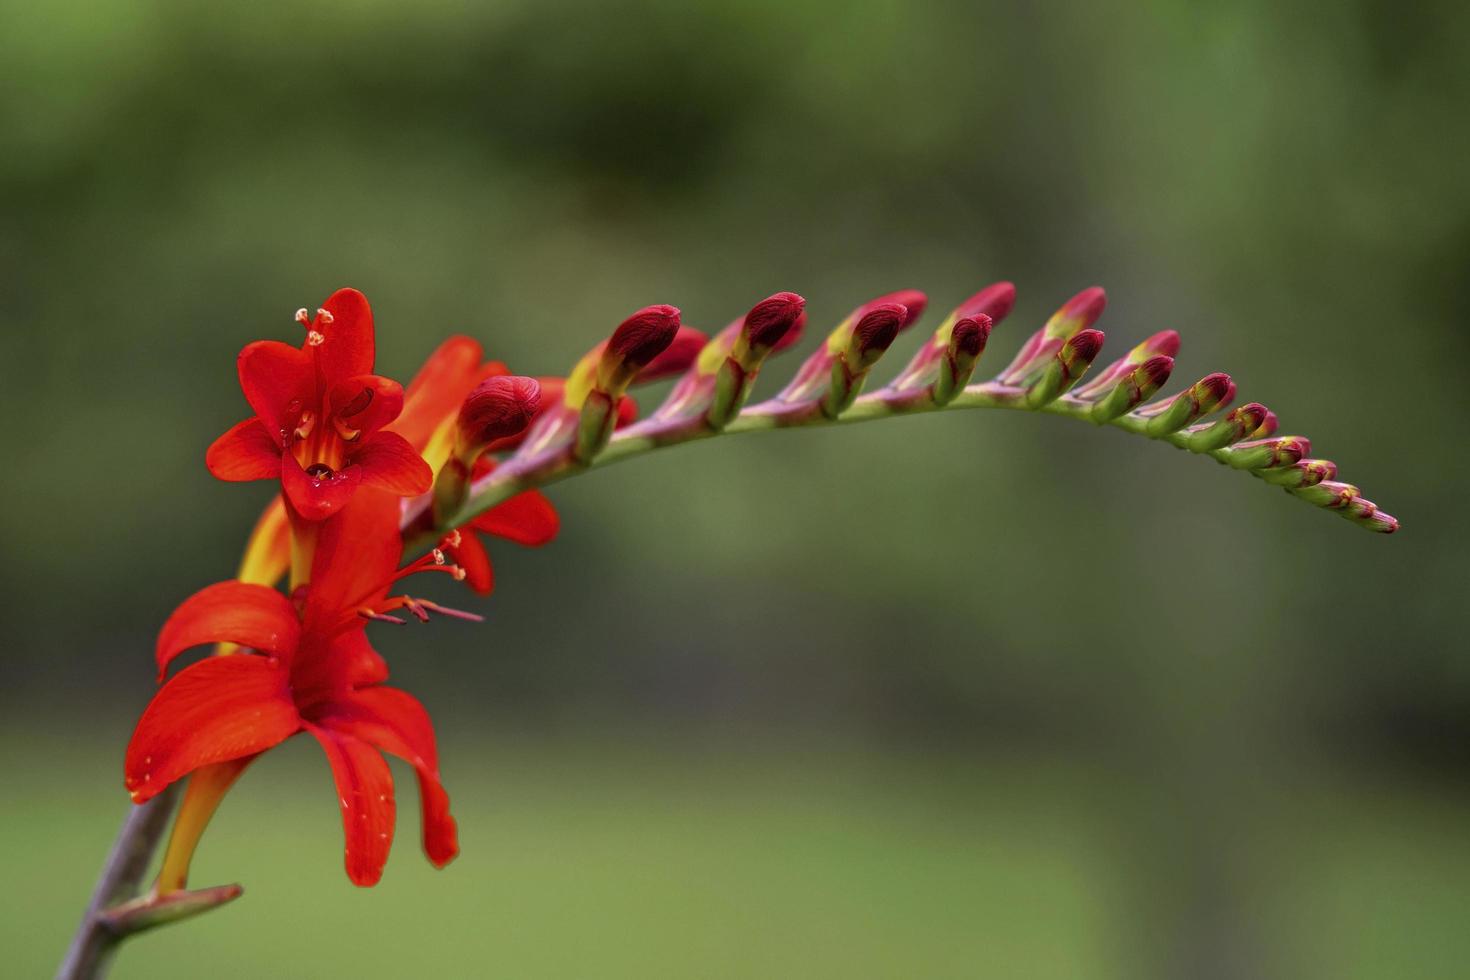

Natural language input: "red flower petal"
[281,453,363,521]
[125,655,299,803]
[471,489,559,546]
[206,419,283,482]
[293,630,390,704]
[155,581,301,681]
[393,336,490,451]
[303,723,395,887]
[314,288,376,386]
[237,341,314,438]
[351,431,432,496]
[327,374,405,440]
[447,531,494,595]
[303,489,403,636]
[312,687,458,868]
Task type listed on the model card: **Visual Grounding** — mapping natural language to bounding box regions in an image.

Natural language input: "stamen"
[431,548,446,565]
[294,308,311,324]
[441,530,463,549]
[316,308,335,324]
[306,330,326,347]
[359,609,407,625]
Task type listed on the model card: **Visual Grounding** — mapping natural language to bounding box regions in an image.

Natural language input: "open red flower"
[126,489,460,886]
[206,289,431,521]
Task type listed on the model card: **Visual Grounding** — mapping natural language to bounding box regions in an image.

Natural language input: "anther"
[306,330,326,346]
[295,308,311,324]
[441,530,462,549]
[316,308,335,324]
[431,548,446,565]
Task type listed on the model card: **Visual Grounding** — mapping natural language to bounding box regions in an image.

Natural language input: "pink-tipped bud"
[1044,286,1106,339]
[955,282,1017,324]
[1135,330,1180,359]
[1062,328,1105,370]
[636,326,709,383]
[1251,410,1279,439]
[743,291,807,352]
[457,376,541,455]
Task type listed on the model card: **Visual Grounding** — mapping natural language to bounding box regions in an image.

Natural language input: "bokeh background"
[4,0,1467,977]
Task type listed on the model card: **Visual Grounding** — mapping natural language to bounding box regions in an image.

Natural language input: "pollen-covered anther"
[316,308,334,324]
[306,330,326,347]
[431,548,446,565]
[441,529,462,549]
[294,308,311,324]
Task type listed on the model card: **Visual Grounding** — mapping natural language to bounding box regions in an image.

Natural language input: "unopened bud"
[1220,436,1310,471]
[740,291,807,359]
[933,315,992,405]
[1292,480,1360,509]
[846,304,905,370]
[1142,373,1234,436]
[1026,328,1104,407]
[1090,355,1173,422]
[1182,402,1268,452]
[456,376,541,458]
[598,305,681,394]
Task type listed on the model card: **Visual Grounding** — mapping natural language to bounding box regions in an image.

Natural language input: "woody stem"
[57,783,181,980]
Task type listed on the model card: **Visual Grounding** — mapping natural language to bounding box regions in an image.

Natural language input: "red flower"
[206,289,432,521]
[126,490,459,886]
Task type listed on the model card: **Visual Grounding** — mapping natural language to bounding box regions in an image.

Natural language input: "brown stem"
[56,783,180,980]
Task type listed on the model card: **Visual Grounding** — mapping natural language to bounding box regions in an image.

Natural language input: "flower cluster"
[125,279,1398,908]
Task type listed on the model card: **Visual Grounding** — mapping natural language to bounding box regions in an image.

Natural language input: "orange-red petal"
[205,418,283,482]
[237,340,314,437]
[155,580,301,681]
[125,655,299,803]
[303,489,403,636]
[292,630,390,706]
[303,723,395,887]
[447,531,494,595]
[312,687,458,868]
[314,288,376,386]
[327,374,404,440]
[281,453,363,521]
[351,431,432,496]
[471,489,559,546]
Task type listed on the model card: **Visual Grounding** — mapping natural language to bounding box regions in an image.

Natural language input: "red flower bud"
[743,292,807,352]
[457,376,541,454]
[607,305,681,370]
[851,303,906,362]
[855,290,927,330]
[950,315,992,357]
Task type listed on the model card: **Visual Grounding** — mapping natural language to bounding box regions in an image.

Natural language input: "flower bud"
[1141,373,1234,436]
[1218,436,1310,471]
[739,292,807,360]
[1025,328,1104,407]
[933,315,993,405]
[1182,402,1269,452]
[597,305,681,394]
[455,376,541,458]
[846,304,906,370]
[1089,355,1173,422]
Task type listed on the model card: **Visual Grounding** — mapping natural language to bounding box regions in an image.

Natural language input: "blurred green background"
[3,0,1467,976]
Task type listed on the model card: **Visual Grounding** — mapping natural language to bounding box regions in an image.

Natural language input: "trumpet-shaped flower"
[205,289,432,521]
[126,490,461,886]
